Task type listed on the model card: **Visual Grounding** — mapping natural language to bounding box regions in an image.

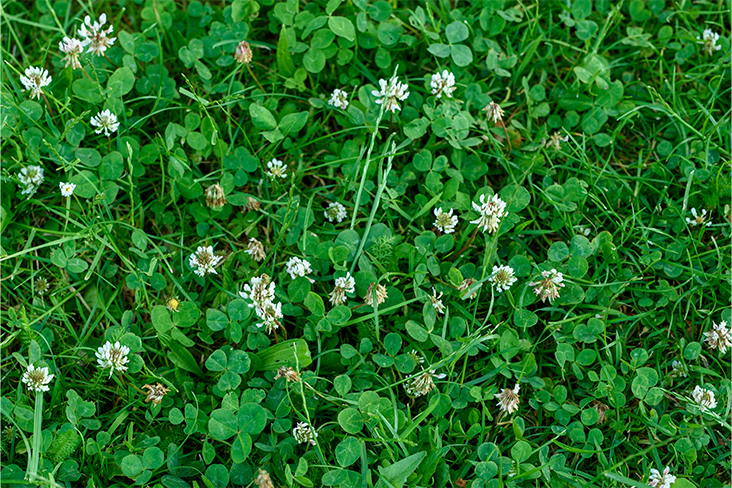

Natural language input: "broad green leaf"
[249,104,277,130]
[329,16,355,41]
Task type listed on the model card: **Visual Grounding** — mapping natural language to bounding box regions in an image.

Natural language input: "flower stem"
[246,64,265,93]
[26,391,43,482]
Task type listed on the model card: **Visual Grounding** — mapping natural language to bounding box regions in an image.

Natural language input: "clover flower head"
[686,208,712,227]
[240,274,283,333]
[704,320,732,354]
[430,70,456,99]
[22,364,54,392]
[495,383,520,414]
[274,366,300,383]
[244,197,261,212]
[329,272,356,305]
[697,28,721,55]
[19,66,52,100]
[18,165,45,196]
[77,13,116,56]
[266,158,287,179]
[234,40,252,63]
[372,75,409,113]
[543,131,568,150]
[293,422,318,446]
[245,238,266,262]
[591,400,609,424]
[255,468,275,488]
[325,202,348,223]
[405,369,446,397]
[433,207,458,234]
[285,257,312,279]
[36,277,50,295]
[691,385,717,411]
[529,269,565,303]
[205,183,227,209]
[483,101,505,124]
[59,37,85,69]
[60,182,76,197]
[90,109,119,137]
[458,278,480,300]
[328,88,349,110]
[142,383,170,406]
[469,193,508,234]
[670,360,688,378]
[166,296,181,313]
[364,283,388,306]
[648,466,676,488]
[189,246,223,277]
[430,287,445,315]
[489,265,517,293]
[96,341,130,377]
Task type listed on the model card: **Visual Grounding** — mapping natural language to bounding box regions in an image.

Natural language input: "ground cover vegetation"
[1,0,731,487]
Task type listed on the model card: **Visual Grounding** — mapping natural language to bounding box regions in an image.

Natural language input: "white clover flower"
[648,466,676,488]
[543,131,568,150]
[430,70,456,99]
[489,265,517,293]
[59,37,84,69]
[704,320,732,354]
[293,422,318,446]
[433,207,458,234]
[188,245,223,277]
[329,272,356,305]
[691,385,717,411]
[18,165,45,196]
[90,109,120,137]
[142,383,170,406]
[469,193,508,234]
[698,28,721,55]
[324,202,348,223]
[266,158,287,179]
[240,274,283,334]
[483,101,505,124]
[408,349,425,364]
[495,383,520,414]
[77,13,117,56]
[205,183,226,209]
[458,278,480,300]
[328,88,349,110]
[372,75,409,113]
[21,364,54,393]
[686,208,712,227]
[19,66,52,100]
[364,283,388,306]
[234,40,252,64]
[285,257,312,280]
[430,287,445,315]
[60,182,76,197]
[529,269,565,303]
[255,468,275,488]
[670,360,688,378]
[245,238,266,262]
[96,341,130,377]
[405,369,446,397]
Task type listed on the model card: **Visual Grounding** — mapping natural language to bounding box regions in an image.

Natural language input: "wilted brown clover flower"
[205,183,227,209]
[364,283,388,307]
[235,40,252,64]
[142,383,170,406]
[274,366,299,382]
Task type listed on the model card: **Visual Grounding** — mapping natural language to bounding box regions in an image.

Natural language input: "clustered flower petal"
[96,341,130,377]
[329,272,356,305]
[648,466,676,488]
[59,37,84,69]
[293,422,318,446]
[142,383,170,406]
[697,28,721,55]
[691,385,717,411]
[188,246,223,277]
[273,366,300,382]
[704,320,732,354]
[60,182,76,197]
[90,109,120,137]
[495,383,520,414]
[285,257,312,280]
[325,202,348,223]
[686,208,712,227]
[483,101,505,124]
[430,70,456,99]
[205,183,227,209]
[18,165,45,196]
[22,364,54,392]
[255,468,275,488]
[469,193,508,234]
[364,283,388,307]
[245,238,266,262]
[244,197,261,212]
[458,278,480,300]
[433,207,458,234]
[77,13,116,56]
[543,132,568,150]
[670,360,688,378]
[590,400,609,424]
[529,269,565,303]
[240,274,283,334]
[489,265,517,293]
[405,369,446,397]
[19,66,52,100]
[234,40,252,64]
[266,158,287,179]
[430,287,445,315]
[328,88,349,110]
[166,296,181,313]
[372,75,409,113]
